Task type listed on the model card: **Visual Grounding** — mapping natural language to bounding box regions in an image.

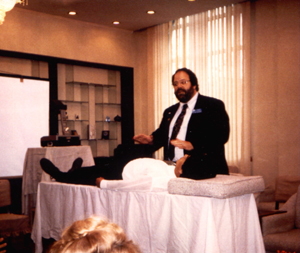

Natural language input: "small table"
[22,146,94,219]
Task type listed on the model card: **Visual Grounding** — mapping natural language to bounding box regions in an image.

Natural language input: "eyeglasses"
[173,79,190,87]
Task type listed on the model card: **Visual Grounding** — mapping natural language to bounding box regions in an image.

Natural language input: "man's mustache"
[176,88,186,94]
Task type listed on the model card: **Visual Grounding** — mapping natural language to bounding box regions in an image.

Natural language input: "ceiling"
[16,0,244,31]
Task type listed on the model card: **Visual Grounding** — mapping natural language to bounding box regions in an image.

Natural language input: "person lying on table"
[40,154,210,191]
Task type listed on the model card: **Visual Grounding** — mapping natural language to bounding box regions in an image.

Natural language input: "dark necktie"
[168,104,188,161]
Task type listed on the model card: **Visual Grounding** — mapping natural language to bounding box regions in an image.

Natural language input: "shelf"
[0,52,133,158]
[66,81,117,88]
[80,138,118,141]
[95,103,120,106]
[95,120,121,123]
[59,119,121,123]
[60,100,89,103]
[60,100,120,106]
[59,119,89,122]
[58,64,123,157]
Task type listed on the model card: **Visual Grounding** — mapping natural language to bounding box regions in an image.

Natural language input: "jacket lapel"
[167,103,180,123]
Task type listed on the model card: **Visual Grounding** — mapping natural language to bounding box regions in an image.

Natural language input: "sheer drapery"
[150,3,251,172]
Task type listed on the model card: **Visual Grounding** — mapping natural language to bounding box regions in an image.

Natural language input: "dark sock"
[40,158,65,182]
[68,157,83,172]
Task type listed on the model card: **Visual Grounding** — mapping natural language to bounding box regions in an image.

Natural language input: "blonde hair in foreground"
[48,217,141,253]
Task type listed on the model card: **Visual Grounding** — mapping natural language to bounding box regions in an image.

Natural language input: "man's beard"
[175,86,195,103]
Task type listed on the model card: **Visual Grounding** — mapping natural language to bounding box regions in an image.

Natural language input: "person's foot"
[40,158,62,179]
[68,157,83,172]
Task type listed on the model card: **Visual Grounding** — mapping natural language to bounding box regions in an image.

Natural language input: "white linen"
[101,158,176,191]
[22,146,94,216]
[32,182,265,253]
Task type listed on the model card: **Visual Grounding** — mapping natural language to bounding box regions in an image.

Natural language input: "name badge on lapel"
[192,108,202,114]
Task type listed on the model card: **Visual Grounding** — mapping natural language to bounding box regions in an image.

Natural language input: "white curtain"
[149,3,251,173]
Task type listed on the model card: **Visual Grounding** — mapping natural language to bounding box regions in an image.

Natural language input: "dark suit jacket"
[151,94,230,179]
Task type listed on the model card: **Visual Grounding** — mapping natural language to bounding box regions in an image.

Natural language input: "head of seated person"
[49,216,141,253]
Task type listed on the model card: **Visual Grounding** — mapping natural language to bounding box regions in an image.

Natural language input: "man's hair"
[172,68,199,91]
[49,217,141,253]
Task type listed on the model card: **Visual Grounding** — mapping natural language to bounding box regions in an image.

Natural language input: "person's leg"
[40,158,66,181]
[40,158,105,185]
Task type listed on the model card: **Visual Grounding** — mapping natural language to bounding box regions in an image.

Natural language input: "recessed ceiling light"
[147,10,155,15]
[69,11,76,15]
[113,21,120,25]
[188,0,196,1]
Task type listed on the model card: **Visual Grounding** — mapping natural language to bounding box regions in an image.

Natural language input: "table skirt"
[32,181,265,253]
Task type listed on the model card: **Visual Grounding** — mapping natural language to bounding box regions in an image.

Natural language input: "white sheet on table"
[32,182,265,253]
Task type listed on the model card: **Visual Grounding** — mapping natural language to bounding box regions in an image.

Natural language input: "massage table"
[31,174,265,253]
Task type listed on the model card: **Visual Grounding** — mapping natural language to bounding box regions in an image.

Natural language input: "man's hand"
[95,177,104,188]
[170,139,194,151]
[133,134,153,144]
[174,154,190,177]
[0,238,7,253]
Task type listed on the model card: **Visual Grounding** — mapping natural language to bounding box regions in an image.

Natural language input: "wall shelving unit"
[0,49,134,157]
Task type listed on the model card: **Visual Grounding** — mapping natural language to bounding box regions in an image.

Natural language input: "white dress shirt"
[100,158,176,191]
[168,93,199,161]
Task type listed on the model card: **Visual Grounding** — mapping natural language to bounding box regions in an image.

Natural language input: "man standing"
[133,68,230,179]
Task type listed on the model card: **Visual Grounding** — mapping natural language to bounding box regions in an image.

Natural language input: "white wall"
[0,8,136,67]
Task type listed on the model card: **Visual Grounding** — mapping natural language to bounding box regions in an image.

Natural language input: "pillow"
[168,174,265,198]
